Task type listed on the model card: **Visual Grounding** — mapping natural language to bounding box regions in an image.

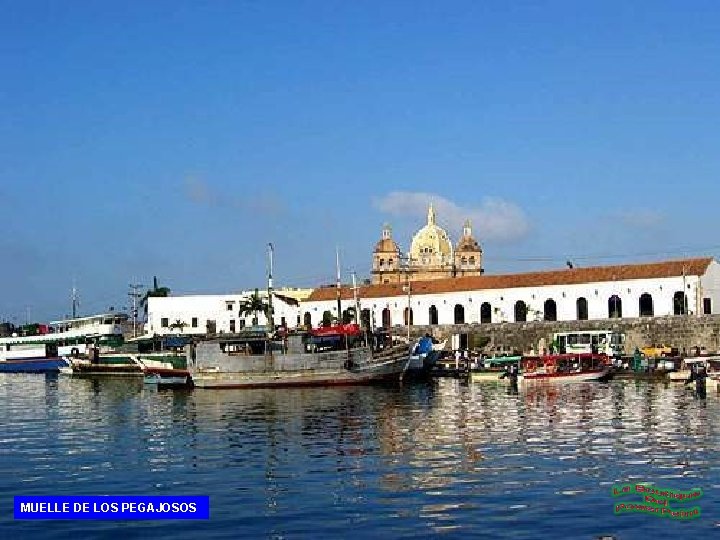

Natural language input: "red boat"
[520,353,613,383]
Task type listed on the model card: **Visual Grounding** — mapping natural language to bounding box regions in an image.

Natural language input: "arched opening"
[382,308,391,328]
[360,309,371,330]
[576,298,588,320]
[403,307,414,326]
[454,304,465,324]
[639,293,654,317]
[303,312,312,328]
[673,291,688,315]
[480,302,492,324]
[543,299,557,321]
[341,308,355,324]
[321,310,333,327]
[608,295,622,318]
[428,305,438,325]
[514,301,527,322]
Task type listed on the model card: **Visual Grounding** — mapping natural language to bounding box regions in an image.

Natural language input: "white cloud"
[372,191,530,242]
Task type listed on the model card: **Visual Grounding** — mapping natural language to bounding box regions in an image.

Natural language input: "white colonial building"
[144,288,310,336]
[301,258,720,329]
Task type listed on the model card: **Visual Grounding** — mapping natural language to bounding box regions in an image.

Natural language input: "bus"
[553,330,625,357]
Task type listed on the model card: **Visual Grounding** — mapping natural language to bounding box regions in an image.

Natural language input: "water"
[1,374,718,539]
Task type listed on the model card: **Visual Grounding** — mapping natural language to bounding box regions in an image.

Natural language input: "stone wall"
[398,315,720,355]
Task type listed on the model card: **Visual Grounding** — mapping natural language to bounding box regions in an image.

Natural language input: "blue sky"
[2,1,720,322]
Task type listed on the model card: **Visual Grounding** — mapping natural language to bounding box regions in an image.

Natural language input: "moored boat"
[0,313,127,373]
[519,353,613,384]
[188,325,410,389]
[668,355,720,382]
[469,355,521,383]
[405,335,446,378]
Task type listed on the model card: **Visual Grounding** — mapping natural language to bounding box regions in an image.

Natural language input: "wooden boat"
[188,325,411,389]
[519,353,613,384]
[469,355,521,383]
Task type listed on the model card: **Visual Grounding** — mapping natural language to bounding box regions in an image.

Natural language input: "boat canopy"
[311,324,362,337]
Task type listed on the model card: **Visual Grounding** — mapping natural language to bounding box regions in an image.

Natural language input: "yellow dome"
[409,203,453,262]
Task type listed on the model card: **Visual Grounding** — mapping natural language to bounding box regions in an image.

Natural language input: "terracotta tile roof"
[305,257,713,302]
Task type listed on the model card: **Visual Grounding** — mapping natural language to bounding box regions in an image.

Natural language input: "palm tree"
[141,276,171,317]
[239,289,268,327]
[169,319,188,333]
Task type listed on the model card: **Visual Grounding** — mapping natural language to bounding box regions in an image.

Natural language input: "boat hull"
[189,341,410,389]
[59,360,143,377]
[469,370,509,383]
[520,368,612,384]
[0,357,68,373]
[144,368,191,387]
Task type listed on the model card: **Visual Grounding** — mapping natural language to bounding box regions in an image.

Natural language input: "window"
[454,304,465,324]
[403,307,413,326]
[576,298,588,320]
[639,293,653,317]
[361,309,371,329]
[161,317,168,328]
[382,308,391,328]
[469,256,476,266]
[239,319,246,328]
[379,258,385,268]
[673,291,687,315]
[229,319,236,333]
[226,302,234,311]
[429,305,439,325]
[608,295,622,318]
[543,299,557,321]
[388,258,394,267]
[480,302,492,324]
[191,317,198,328]
[303,312,312,327]
[703,297,712,315]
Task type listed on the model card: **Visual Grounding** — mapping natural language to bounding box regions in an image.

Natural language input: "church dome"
[373,224,400,253]
[456,219,482,252]
[374,237,400,253]
[409,204,453,261]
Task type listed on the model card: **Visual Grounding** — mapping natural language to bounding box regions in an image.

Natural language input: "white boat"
[0,312,128,373]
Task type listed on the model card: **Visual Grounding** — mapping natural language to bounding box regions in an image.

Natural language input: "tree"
[141,276,171,317]
[239,289,269,328]
[169,319,187,333]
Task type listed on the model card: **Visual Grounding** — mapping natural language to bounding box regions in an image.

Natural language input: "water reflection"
[0,374,718,539]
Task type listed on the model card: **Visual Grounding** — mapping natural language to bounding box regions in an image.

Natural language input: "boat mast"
[335,247,342,323]
[267,243,274,336]
[351,271,360,325]
[71,282,79,319]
